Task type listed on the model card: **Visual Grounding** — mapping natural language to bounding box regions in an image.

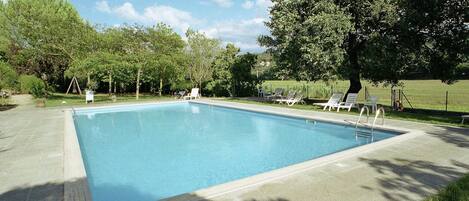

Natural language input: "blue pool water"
[73,102,399,200]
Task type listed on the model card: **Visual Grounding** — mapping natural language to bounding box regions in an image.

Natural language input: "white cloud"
[255,0,273,8]
[242,0,272,9]
[201,18,268,52]
[210,0,233,8]
[95,1,199,33]
[114,2,142,21]
[142,5,197,32]
[242,1,254,9]
[95,1,111,13]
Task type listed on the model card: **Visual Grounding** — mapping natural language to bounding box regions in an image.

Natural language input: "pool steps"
[355,106,385,142]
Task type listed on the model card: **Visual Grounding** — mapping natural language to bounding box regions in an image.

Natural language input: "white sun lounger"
[275,91,296,104]
[184,88,199,100]
[286,93,304,106]
[313,93,343,111]
[337,93,359,112]
[266,88,284,99]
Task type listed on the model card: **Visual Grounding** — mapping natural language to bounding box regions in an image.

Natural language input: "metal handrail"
[355,106,370,129]
[371,107,385,134]
[355,106,385,143]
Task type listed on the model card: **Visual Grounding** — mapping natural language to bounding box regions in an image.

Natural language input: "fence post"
[445,91,448,112]
[365,86,368,100]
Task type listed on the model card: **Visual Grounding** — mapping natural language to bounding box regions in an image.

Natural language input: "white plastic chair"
[337,93,359,112]
[85,90,94,104]
[364,95,379,113]
[313,93,343,111]
[184,88,199,100]
[266,88,284,99]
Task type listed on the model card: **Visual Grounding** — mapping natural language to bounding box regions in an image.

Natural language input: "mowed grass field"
[263,80,469,113]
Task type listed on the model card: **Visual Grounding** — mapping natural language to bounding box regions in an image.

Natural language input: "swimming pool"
[73,102,400,200]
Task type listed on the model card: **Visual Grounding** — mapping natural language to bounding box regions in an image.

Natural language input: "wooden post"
[445,91,448,112]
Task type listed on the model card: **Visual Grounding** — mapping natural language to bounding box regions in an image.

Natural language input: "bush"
[0,62,17,91]
[19,75,47,98]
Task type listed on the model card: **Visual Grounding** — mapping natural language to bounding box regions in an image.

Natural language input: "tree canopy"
[260,0,469,94]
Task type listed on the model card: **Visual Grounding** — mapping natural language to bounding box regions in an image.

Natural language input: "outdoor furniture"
[337,93,359,112]
[266,88,284,100]
[364,95,379,113]
[0,91,10,98]
[313,93,343,111]
[286,93,305,106]
[85,90,94,104]
[275,91,296,104]
[462,115,469,124]
[175,91,187,99]
[184,88,200,100]
[257,88,266,97]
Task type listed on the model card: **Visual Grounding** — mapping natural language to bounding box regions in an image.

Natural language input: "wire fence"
[261,81,469,113]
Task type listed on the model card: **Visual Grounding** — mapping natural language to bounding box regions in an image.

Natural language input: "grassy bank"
[263,80,469,113]
[44,93,173,107]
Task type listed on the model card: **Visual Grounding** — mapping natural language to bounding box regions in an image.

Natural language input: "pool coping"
[64,100,423,201]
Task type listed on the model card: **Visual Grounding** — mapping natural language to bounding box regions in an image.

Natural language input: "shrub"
[19,75,47,98]
[0,62,17,91]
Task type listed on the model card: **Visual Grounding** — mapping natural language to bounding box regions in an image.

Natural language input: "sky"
[69,0,273,53]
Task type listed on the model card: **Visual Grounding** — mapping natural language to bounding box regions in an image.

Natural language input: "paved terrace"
[0,96,468,201]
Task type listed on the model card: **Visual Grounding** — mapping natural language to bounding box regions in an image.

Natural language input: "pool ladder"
[355,106,385,142]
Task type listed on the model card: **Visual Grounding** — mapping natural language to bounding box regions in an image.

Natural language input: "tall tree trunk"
[136,68,141,100]
[345,34,362,101]
[87,73,91,88]
[158,78,163,96]
[108,72,112,96]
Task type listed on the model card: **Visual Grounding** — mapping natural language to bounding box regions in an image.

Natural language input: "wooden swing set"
[65,76,82,95]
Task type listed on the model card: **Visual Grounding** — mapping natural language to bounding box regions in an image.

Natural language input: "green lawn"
[426,174,469,201]
[263,80,469,113]
[44,93,173,107]
[222,98,467,128]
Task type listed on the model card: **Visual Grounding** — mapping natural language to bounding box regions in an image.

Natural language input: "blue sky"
[70,0,273,52]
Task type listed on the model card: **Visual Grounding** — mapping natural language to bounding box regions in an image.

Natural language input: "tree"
[145,24,187,96]
[0,0,96,89]
[231,53,261,97]
[119,25,149,100]
[186,29,221,92]
[207,43,240,97]
[261,0,468,96]
[259,0,353,90]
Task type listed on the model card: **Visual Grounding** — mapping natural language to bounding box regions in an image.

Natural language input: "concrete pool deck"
[1,96,468,201]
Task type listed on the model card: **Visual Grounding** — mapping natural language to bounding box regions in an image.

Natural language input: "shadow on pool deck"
[357,125,469,201]
[359,158,468,201]
[0,179,163,201]
[429,126,469,148]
